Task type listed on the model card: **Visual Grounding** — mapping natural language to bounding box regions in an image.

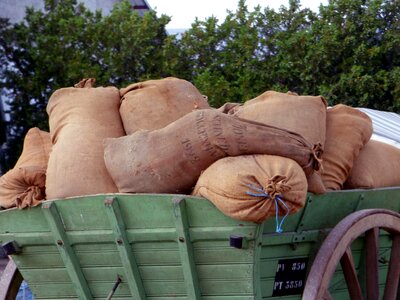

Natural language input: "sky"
[147,0,329,30]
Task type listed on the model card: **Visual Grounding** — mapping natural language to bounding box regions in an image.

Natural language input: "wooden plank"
[260,242,314,259]
[29,281,131,298]
[0,205,48,233]
[15,252,68,268]
[252,223,265,299]
[19,263,254,285]
[2,227,257,248]
[383,234,400,300]
[0,258,22,299]
[262,188,400,234]
[104,197,147,299]
[42,202,93,299]
[97,279,253,297]
[323,290,333,300]
[21,267,70,283]
[1,191,398,300]
[340,247,363,299]
[25,282,77,297]
[366,227,380,300]
[179,197,256,228]
[172,197,201,299]
[199,279,253,295]
[293,195,315,233]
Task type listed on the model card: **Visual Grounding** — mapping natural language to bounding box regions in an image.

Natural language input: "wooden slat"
[104,197,147,299]
[0,257,9,277]
[383,234,400,300]
[172,197,201,299]
[0,258,22,299]
[340,247,363,300]
[365,227,380,300]
[42,202,93,299]
[323,290,333,300]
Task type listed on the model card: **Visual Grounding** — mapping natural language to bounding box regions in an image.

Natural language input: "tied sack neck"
[246,175,292,233]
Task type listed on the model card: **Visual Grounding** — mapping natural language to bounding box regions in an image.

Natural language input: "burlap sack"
[46,78,125,199]
[322,104,373,190]
[192,155,308,223]
[235,90,327,194]
[0,128,51,209]
[119,77,210,134]
[242,90,299,106]
[104,109,321,194]
[344,140,400,189]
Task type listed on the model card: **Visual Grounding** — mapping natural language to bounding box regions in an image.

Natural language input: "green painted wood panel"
[0,189,398,299]
[104,197,147,299]
[172,197,201,299]
[199,279,253,295]
[0,195,260,299]
[259,206,397,298]
[0,206,48,233]
[260,242,314,259]
[262,188,400,234]
[258,190,398,299]
[13,242,255,269]
[42,202,93,299]
[13,252,63,268]
[27,282,77,297]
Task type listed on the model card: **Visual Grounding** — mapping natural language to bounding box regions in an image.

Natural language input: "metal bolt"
[178,237,185,243]
[56,240,63,246]
[104,198,114,205]
[378,257,387,264]
[116,239,123,245]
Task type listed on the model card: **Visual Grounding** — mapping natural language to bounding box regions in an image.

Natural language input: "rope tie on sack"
[311,143,323,171]
[15,186,45,209]
[301,142,323,175]
[246,175,291,233]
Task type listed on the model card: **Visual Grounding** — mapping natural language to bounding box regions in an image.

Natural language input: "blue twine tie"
[246,184,290,233]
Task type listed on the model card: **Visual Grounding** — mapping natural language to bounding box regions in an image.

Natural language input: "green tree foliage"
[309,0,400,109]
[175,1,269,106]
[0,0,398,171]
[175,0,399,109]
[174,0,320,106]
[0,0,170,169]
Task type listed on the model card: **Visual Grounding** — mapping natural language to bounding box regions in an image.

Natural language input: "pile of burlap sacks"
[1,77,399,223]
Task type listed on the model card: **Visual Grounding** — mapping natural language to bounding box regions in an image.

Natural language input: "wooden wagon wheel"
[0,258,23,300]
[302,209,400,300]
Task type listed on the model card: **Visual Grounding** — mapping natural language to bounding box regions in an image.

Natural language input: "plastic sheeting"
[356,108,400,149]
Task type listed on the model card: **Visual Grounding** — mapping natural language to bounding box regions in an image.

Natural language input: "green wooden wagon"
[0,188,399,299]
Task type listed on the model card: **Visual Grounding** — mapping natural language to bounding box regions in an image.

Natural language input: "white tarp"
[356,107,400,148]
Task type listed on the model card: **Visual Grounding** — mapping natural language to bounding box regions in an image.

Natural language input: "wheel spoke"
[340,247,363,300]
[303,209,400,300]
[0,258,23,299]
[323,290,333,300]
[383,234,400,300]
[365,227,379,300]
